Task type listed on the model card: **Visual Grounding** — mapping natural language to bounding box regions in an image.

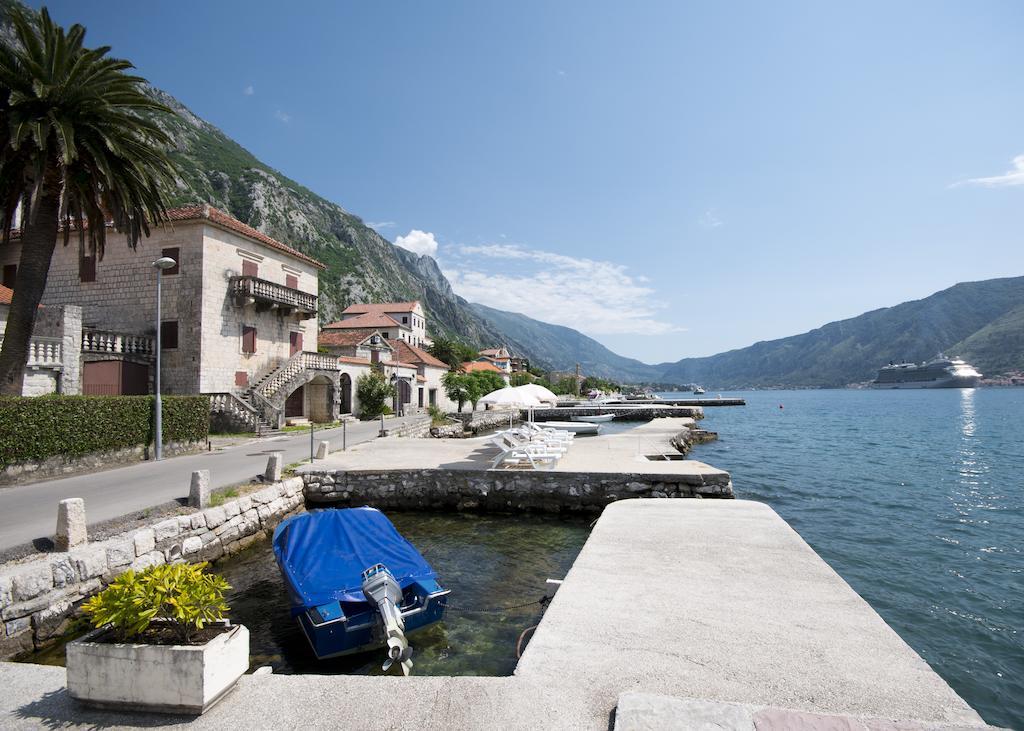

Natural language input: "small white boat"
[536,420,600,435]
[693,387,705,395]
[573,413,615,423]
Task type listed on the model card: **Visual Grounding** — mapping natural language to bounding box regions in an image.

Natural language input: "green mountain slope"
[468,303,661,381]
[949,303,1024,375]
[658,276,1024,388]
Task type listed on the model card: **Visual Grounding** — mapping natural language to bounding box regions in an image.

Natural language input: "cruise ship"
[871,355,982,389]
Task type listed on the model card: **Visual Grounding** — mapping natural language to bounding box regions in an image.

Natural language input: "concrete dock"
[0,500,989,729]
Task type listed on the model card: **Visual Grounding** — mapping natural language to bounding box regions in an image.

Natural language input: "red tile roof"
[461,361,505,374]
[390,339,448,369]
[0,284,12,306]
[165,204,326,269]
[323,313,403,330]
[342,301,420,315]
[318,329,393,348]
[337,355,373,366]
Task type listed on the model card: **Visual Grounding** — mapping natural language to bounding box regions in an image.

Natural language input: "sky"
[32,1,1024,364]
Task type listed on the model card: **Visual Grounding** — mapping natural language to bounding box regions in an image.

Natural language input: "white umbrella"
[479,387,542,408]
[512,384,558,404]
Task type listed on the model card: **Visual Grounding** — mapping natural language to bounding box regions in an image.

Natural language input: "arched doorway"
[340,373,352,415]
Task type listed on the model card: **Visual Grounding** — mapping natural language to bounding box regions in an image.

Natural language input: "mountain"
[468,303,662,380]
[657,276,1024,388]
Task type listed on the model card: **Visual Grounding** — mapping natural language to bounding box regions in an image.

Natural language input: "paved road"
[0,416,420,552]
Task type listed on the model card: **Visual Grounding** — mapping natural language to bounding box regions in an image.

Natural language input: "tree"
[0,8,180,395]
[510,371,534,387]
[581,376,620,394]
[355,371,394,420]
[427,337,479,371]
[441,370,472,413]
[467,370,506,409]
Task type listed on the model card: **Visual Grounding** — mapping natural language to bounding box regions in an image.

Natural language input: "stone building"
[0,284,83,397]
[477,346,512,374]
[335,301,428,347]
[0,205,340,427]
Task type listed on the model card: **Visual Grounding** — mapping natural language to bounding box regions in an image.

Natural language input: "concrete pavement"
[0,416,420,552]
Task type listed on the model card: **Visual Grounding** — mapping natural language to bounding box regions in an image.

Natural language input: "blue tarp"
[272,508,437,610]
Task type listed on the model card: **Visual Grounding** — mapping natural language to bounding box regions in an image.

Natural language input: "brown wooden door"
[290,331,302,356]
[285,386,304,418]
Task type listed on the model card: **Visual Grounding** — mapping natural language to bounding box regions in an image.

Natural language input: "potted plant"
[67,562,249,714]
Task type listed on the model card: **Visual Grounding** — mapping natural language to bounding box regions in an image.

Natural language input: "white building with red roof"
[337,301,427,347]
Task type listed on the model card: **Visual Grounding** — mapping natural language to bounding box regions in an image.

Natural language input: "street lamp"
[152,256,176,460]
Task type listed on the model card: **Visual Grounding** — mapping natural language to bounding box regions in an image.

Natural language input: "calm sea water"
[677,388,1023,729]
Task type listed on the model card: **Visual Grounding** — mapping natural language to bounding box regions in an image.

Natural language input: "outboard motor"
[361,564,413,675]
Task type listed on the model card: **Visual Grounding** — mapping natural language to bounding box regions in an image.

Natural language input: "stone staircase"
[244,351,341,429]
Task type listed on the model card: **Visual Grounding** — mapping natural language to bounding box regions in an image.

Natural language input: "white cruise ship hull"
[870,375,980,389]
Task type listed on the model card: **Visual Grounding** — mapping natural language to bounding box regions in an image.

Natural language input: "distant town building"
[477,346,511,373]
[337,301,427,347]
[462,359,511,385]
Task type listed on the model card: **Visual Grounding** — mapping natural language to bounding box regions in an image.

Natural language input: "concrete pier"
[0,499,988,729]
[526,404,704,421]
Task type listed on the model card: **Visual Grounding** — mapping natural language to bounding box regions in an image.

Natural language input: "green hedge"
[0,395,210,468]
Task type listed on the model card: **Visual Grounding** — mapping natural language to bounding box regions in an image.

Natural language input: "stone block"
[105,540,134,569]
[12,562,54,602]
[132,529,156,557]
[315,440,329,459]
[190,512,208,530]
[51,555,77,589]
[224,500,241,519]
[238,496,253,512]
[130,549,164,573]
[55,498,87,552]
[181,537,203,556]
[32,598,74,642]
[0,574,11,607]
[189,469,211,509]
[71,546,107,581]
[264,452,283,482]
[177,515,195,531]
[204,506,227,529]
[5,616,31,637]
[256,505,272,524]
[153,518,180,542]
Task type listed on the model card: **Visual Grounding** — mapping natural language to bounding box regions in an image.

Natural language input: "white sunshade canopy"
[479,387,543,407]
[513,383,559,404]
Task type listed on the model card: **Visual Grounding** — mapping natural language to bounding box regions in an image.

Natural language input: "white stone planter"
[66,621,249,714]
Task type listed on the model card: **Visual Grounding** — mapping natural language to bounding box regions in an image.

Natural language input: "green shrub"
[355,371,394,420]
[0,395,209,468]
[428,404,447,425]
[81,563,230,644]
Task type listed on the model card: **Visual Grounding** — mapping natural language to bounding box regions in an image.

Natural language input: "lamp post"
[152,256,177,460]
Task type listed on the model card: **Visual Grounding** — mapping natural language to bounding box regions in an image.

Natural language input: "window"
[161,248,180,275]
[286,274,298,289]
[429,389,436,406]
[402,316,408,324]
[242,325,257,354]
[235,371,249,387]
[160,321,178,350]
[418,388,424,407]
[79,255,96,283]
[2,264,15,288]
[242,260,258,278]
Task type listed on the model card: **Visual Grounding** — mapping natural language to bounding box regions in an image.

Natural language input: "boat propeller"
[361,563,414,676]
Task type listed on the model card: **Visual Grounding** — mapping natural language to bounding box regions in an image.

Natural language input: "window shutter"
[160,321,179,349]
[242,260,258,278]
[80,256,96,283]
[242,326,257,354]
[161,248,180,275]
[286,274,298,289]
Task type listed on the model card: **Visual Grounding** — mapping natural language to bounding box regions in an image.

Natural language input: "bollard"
[315,440,330,460]
[188,470,211,508]
[265,452,283,482]
[55,498,87,551]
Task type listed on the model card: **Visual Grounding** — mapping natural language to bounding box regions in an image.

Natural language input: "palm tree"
[0,7,180,395]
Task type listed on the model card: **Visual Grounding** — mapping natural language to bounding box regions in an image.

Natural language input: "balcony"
[229,276,317,318]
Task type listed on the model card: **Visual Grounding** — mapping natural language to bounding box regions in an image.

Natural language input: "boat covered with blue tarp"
[272,507,449,672]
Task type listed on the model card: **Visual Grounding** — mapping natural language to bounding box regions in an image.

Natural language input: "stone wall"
[445,411,521,434]
[303,467,733,515]
[0,440,204,487]
[381,415,433,438]
[0,477,304,659]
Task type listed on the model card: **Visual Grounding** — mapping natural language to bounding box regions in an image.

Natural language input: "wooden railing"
[229,276,317,315]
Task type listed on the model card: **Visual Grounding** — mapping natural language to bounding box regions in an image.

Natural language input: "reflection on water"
[686,388,1024,730]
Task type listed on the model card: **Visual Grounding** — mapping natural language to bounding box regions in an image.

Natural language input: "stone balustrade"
[0,336,64,370]
[229,275,317,316]
[81,330,154,357]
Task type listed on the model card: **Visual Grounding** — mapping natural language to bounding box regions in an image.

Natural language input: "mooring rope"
[442,595,549,614]
[515,625,540,658]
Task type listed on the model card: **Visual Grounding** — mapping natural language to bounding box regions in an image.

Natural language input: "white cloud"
[243,85,254,96]
[446,243,683,337]
[394,229,439,257]
[699,209,723,228]
[274,109,291,123]
[952,154,1024,188]
[367,221,395,230]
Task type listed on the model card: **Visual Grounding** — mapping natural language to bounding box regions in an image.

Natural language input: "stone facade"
[0,477,304,659]
[0,304,82,397]
[302,466,733,515]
